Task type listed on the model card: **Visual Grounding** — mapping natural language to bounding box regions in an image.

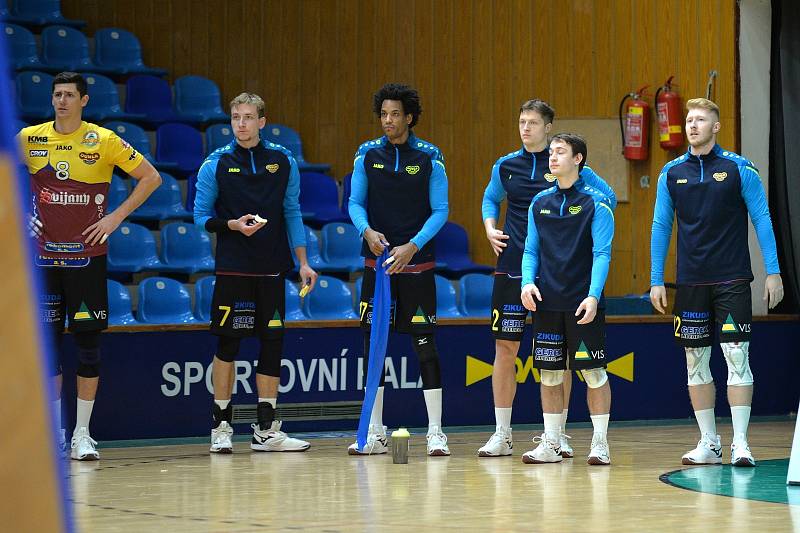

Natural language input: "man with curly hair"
[348,83,451,456]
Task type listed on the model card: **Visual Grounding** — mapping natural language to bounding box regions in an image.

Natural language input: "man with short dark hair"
[195,92,318,454]
[18,71,162,460]
[479,100,616,458]
[348,83,450,456]
[521,133,615,465]
[650,98,783,467]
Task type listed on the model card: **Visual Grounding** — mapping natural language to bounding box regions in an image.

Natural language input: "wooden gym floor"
[69,420,799,532]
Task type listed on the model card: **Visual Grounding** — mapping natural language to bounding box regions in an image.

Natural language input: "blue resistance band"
[357,249,391,451]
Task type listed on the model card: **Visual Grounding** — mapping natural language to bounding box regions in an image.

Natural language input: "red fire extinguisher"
[618,86,650,160]
[655,76,683,150]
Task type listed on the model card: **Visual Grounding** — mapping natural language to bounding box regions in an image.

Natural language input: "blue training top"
[348,132,449,263]
[522,178,615,311]
[650,144,780,286]
[193,139,306,275]
[482,146,616,276]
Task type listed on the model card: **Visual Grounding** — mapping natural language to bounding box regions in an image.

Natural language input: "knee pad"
[257,337,282,377]
[540,369,564,386]
[412,335,441,389]
[215,336,241,363]
[74,331,101,378]
[580,368,608,389]
[721,342,753,386]
[685,346,713,386]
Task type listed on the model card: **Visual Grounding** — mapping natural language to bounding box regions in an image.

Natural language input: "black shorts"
[491,274,532,341]
[39,256,108,334]
[359,268,436,335]
[672,281,752,347]
[531,308,606,370]
[210,274,285,339]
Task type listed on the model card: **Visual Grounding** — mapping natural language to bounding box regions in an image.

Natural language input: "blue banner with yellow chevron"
[57,319,800,440]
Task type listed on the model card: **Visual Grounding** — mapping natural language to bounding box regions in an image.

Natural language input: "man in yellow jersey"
[18,72,161,460]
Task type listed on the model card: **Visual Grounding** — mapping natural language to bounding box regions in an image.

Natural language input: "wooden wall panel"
[63,0,738,296]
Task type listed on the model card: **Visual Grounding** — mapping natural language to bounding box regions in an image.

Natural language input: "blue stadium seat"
[83,73,142,122]
[107,279,137,325]
[185,172,197,212]
[302,276,358,320]
[457,273,493,318]
[41,25,106,73]
[104,121,178,172]
[93,27,167,76]
[353,276,363,313]
[341,172,352,216]
[3,23,44,70]
[320,222,361,272]
[205,123,233,154]
[106,173,128,212]
[605,295,653,315]
[299,172,347,227]
[156,122,205,176]
[435,275,462,318]
[159,222,215,274]
[124,75,178,126]
[291,225,327,271]
[285,279,306,321]
[193,275,215,322]
[13,118,29,133]
[16,71,54,121]
[262,123,330,173]
[9,0,85,28]
[129,172,191,221]
[136,277,198,324]
[434,222,493,278]
[173,75,229,124]
[107,222,162,273]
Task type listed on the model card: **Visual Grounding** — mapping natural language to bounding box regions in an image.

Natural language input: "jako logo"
[405,165,420,175]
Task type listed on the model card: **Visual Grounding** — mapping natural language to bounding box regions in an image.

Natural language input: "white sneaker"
[478,427,513,457]
[210,421,234,454]
[560,433,574,458]
[250,421,310,452]
[587,433,611,465]
[521,434,562,464]
[681,433,722,465]
[70,427,99,461]
[426,425,450,456]
[348,424,388,455]
[730,436,756,467]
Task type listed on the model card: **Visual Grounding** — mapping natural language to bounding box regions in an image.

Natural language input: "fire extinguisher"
[618,86,650,161]
[655,76,683,150]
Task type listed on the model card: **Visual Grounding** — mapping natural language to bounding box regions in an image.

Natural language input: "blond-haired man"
[650,98,783,467]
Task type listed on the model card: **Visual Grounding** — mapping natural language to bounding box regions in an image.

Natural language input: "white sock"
[424,388,442,429]
[75,398,94,431]
[53,399,62,433]
[495,407,512,430]
[214,399,230,410]
[694,408,716,437]
[590,414,610,436]
[730,405,751,441]
[543,413,562,442]
[369,387,384,427]
[561,408,569,431]
[258,397,277,408]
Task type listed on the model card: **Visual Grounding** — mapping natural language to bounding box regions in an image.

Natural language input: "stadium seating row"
[0,0,85,29]
[4,23,164,76]
[107,273,495,326]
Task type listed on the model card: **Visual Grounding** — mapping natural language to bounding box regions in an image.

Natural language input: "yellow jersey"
[18,121,144,265]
